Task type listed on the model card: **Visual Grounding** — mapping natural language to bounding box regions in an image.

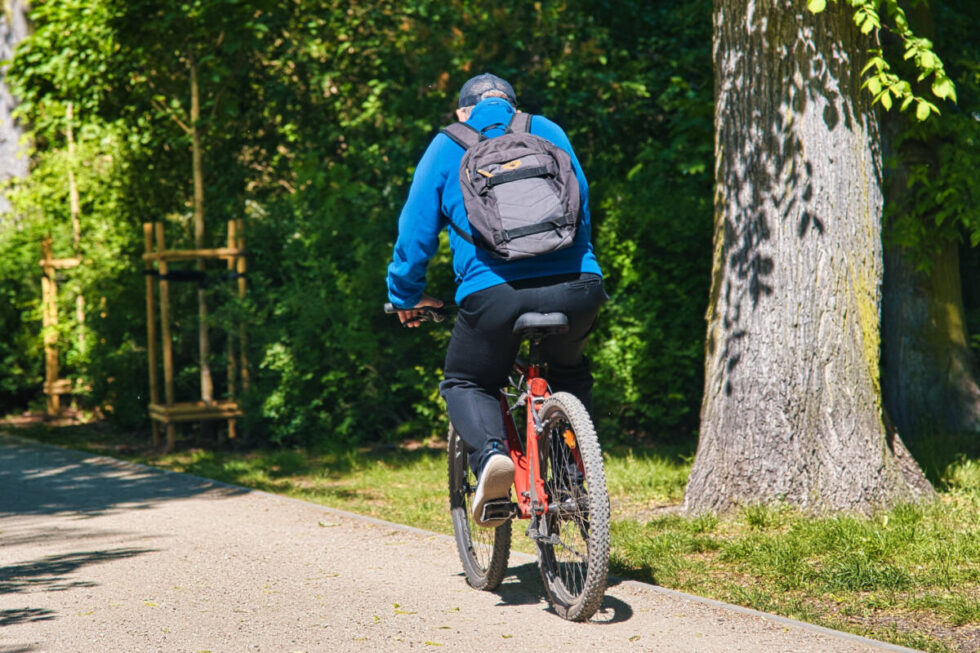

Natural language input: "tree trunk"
[189,55,214,405]
[883,241,980,437]
[66,101,86,353]
[879,2,980,441]
[685,0,934,514]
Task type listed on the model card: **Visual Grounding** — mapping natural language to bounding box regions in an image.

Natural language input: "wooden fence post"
[41,237,59,417]
[237,219,249,393]
[142,220,247,448]
[154,222,177,451]
[144,223,160,446]
[226,220,238,440]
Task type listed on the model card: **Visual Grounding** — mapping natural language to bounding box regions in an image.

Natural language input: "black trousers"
[440,273,607,474]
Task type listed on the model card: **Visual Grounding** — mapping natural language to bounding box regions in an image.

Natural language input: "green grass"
[5,421,980,652]
[146,444,455,537]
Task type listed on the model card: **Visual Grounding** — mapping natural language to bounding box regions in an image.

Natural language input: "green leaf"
[807,0,827,13]
[861,55,886,75]
[932,77,957,103]
[879,91,893,111]
[915,101,930,121]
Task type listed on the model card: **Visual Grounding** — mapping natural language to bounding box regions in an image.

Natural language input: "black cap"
[457,73,517,108]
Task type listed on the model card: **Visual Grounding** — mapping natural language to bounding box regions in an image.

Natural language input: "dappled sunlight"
[0,548,157,596]
[0,436,245,519]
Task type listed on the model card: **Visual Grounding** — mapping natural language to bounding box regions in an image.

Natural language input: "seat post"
[527,336,546,367]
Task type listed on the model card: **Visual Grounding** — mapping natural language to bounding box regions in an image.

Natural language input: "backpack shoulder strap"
[447,220,475,245]
[440,122,483,151]
[448,219,495,252]
[505,112,533,134]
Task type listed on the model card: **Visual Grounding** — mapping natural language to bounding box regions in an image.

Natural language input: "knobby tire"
[535,392,610,621]
[448,424,511,590]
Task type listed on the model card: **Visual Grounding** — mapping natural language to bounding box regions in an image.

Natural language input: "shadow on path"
[0,548,157,596]
[0,438,202,632]
[490,561,634,624]
[0,435,246,519]
[0,607,55,627]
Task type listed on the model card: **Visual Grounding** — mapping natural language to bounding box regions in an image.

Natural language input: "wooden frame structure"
[143,219,248,450]
[37,102,88,418]
[39,236,83,416]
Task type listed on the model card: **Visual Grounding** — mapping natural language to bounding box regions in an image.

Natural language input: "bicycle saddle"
[512,312,569,337]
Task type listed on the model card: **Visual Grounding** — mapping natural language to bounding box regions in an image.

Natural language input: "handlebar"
[384,302,453,324]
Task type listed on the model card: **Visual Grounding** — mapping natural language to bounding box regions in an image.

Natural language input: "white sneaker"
[471,453,514,528]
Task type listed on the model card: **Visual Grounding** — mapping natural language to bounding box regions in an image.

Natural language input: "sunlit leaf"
[915,100,931,121]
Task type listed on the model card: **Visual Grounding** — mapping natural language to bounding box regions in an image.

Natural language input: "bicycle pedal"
[480,499,514,522]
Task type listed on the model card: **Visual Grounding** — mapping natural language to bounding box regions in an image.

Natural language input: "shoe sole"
[472,455,514,528]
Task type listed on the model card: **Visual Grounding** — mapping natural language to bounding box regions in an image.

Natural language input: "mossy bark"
[685,0,934,514]
[879,2,980,441]
[883,241,980,438]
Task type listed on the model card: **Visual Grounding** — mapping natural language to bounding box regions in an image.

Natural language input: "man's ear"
[455,107,472,122]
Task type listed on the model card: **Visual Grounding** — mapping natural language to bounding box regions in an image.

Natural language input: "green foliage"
[811,0,957,120]
[585,1,713,438]
[883,0,980,271]
[1,0,714,445]
[0,221,44,406]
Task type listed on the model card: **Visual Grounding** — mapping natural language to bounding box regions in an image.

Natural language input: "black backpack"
[441,113,580,261]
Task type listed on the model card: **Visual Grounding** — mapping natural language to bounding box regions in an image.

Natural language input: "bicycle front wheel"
[535,392,610,621]
[448,423,511,590]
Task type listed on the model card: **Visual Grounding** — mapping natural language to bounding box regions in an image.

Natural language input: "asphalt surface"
[0,434,919,652]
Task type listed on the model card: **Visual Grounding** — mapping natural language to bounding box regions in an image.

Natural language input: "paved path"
[0,435,917,653]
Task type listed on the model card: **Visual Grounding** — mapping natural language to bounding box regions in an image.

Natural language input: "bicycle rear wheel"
[448,423,511,590]
[535,392,610,621]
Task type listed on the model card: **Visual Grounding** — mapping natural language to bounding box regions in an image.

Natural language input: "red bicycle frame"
[501,360,587,522]
[502,362,552,520]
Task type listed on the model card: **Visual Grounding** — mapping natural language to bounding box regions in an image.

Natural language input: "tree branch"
[150,97,193,135]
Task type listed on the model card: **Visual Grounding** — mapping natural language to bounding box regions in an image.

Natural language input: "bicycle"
[385,302,610,621]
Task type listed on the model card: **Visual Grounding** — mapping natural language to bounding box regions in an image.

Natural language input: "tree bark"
[685,0,934,514]
[879,2,980,441]
[883,240,980,437]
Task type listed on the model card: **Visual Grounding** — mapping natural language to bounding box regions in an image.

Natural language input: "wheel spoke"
[449,426,511,591]
[533,393,609,621]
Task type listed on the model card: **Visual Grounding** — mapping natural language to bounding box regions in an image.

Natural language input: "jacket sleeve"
[386,135,450,308]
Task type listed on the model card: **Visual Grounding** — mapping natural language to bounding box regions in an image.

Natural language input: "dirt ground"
[0,434,919,652]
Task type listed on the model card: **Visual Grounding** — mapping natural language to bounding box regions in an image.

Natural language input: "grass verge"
[4,420,979,652]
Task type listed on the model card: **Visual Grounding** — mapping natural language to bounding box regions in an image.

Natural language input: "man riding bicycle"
[386,73,606,527]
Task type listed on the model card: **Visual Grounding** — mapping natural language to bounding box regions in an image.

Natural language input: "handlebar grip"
[383,302,450,323]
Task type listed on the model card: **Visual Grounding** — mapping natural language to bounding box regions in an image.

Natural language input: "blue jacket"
[386,97,602,308]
